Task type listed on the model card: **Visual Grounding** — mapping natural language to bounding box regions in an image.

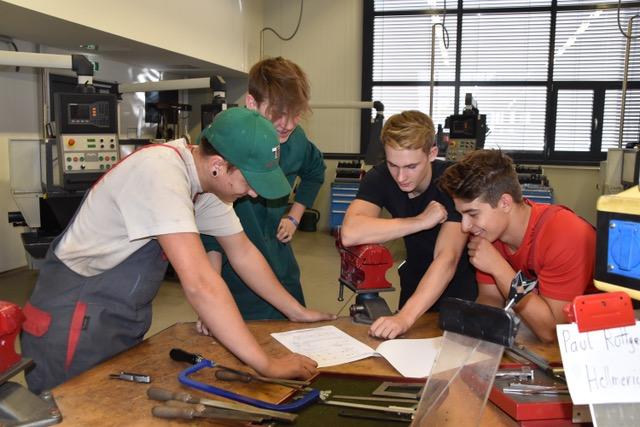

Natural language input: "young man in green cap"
[21,107,331,394]
[198,57,327,323]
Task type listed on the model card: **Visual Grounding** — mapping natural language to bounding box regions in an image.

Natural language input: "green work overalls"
[202,126,325,320]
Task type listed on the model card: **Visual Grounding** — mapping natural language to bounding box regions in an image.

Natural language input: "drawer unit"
[522,184,554,204]
[330,182,360,230]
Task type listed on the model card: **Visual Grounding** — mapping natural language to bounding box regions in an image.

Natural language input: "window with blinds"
[554,8,640,81]
[603,90,640,150]
[365,0,640,163]
[461,12,550,82]
[460,86,547,151]
[555,90,594,151]
[373,14,457,81]
[372,85,456,129]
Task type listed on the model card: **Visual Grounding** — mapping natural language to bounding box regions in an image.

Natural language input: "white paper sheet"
[271,325,377,368]
[271,326,494,378]
[375,337,443,378]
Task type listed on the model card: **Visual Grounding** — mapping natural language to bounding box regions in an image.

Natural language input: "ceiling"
[0,1,246,78]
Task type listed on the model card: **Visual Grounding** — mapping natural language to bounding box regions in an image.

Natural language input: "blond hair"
[381,110,435,152]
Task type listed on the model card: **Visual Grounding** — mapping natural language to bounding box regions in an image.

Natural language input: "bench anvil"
[335,238,395,324]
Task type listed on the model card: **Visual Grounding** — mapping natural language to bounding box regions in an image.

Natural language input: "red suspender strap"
[65,301,88,370]
[91,143,186,189]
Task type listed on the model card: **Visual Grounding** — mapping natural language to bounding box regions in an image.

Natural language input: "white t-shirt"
[55,139,242,276]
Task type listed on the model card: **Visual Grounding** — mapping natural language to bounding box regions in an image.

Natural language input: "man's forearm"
[515,295,559,343]
[397,255,458,325]
[341,215,425,246]
[228,243,304,319]
[161,233,273,374]
[492,267,558,342]
[183,276,272,373]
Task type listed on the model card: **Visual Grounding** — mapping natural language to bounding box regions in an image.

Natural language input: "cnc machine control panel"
[60,134,118,173]
[54,93,119,190]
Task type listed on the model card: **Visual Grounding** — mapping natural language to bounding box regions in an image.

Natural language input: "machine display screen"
[65,100,109,127]
[451,117,476,138]
[68,103,91,122]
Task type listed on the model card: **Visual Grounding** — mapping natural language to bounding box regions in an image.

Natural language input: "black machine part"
[364,105,385,166]
[338,408,413,423]
[169,348,204,365]
[438,298,519,347]
[7,212,26,227]
[350,293,393,325]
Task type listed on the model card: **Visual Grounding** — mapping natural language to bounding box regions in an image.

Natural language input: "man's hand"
[260,353,318,380]
[287,307,336,323]
[368,313,413,339]
[195,317,212,336]
[277,217,297,243]
[467,235,508,276]
[417,201,448,231]
[191,333,318,380]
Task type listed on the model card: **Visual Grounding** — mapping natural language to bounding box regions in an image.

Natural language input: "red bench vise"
[0,301,25,373]
[336,236,396,324]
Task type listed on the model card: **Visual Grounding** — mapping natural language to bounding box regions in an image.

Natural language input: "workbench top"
[50,315,560,426]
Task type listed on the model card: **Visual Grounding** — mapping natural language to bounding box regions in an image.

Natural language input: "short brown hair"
[199,136,237,172]
[438,149,523,207]
[248,57,310,120]
[381,110,435,152]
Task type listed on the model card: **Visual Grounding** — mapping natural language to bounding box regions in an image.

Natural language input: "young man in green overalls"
[199,57,327,325]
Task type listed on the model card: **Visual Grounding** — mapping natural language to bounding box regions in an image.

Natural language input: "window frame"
[359,0,640,165]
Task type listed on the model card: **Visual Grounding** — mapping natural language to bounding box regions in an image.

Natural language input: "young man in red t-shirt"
[439,149,596,342]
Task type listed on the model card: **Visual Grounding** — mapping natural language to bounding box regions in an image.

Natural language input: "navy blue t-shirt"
[355,160,478,310]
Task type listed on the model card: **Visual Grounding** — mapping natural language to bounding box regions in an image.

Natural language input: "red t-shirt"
[476,200,596,301]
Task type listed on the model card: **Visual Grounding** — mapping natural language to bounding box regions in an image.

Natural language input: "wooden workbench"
[50,315,561,426]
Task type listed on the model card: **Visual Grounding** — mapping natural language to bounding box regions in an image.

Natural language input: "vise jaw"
[335,236,396,324]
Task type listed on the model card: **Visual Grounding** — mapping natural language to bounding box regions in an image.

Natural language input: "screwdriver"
[147,386,297,422]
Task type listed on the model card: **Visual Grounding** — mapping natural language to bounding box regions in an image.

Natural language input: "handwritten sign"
[556,321,640,404]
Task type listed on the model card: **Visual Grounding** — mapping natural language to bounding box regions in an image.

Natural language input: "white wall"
[262,0,363,154]
[543,165,600,225]
[4,0,264,73]
[260,0,363,230]
[0,40,40,271]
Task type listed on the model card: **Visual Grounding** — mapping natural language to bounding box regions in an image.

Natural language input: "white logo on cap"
[272,145,281,160]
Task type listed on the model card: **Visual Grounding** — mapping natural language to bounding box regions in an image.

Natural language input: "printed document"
[271,325,443,377]
[271,325,376,368]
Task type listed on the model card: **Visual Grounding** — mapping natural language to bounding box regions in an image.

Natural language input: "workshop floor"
[0,230,403,387]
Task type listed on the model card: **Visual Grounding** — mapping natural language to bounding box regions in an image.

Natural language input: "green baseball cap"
[201,107,291,199]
